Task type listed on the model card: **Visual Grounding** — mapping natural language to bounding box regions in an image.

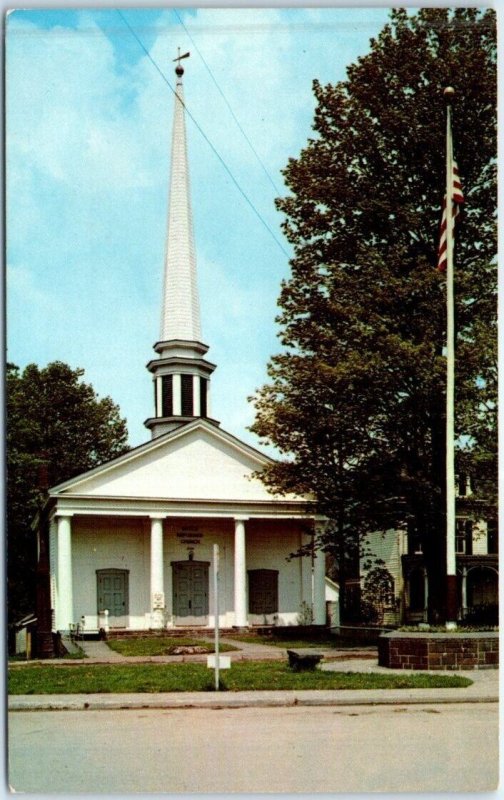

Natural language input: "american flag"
[437,160,464,271]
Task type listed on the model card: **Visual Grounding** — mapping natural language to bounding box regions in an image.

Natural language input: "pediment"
[50,420,295,503]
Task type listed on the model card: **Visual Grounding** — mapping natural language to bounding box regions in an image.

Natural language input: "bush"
[462,604,499,626]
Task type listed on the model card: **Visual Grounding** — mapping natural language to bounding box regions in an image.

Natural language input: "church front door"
[172,561,210,626]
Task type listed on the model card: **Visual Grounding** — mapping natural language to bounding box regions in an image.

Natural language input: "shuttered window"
[181,374,193,416]
[248,569,278,614]
[161,375,173,417]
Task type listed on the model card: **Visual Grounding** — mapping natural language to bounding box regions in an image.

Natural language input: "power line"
[173,8,282,197]
[116,10,289,259]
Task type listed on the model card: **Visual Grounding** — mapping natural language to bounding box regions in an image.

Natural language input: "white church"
[37,57,326,638]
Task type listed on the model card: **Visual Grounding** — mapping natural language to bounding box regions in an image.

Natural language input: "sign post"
[207,544,230,683]
[213,543,219,691]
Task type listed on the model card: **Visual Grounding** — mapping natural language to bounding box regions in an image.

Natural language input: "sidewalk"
[9,637,498,711]
[13,637,378,665]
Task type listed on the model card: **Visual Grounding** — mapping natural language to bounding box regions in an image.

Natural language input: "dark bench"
[287,649,323,671]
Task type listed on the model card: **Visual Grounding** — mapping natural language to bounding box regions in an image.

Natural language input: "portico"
[47,420,326,634]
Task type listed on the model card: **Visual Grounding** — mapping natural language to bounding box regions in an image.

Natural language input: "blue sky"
[7,6,393,450]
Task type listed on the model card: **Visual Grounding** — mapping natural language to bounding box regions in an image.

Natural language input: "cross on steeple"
[173,48,190,77]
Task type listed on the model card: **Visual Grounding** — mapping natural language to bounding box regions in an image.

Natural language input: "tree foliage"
[251,8,497,619]
[7,361,129,622]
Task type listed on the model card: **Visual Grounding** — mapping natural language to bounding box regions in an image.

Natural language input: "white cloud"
[7,15,167,193]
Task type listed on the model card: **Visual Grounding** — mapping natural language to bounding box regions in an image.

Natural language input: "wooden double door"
[172,561,210,626]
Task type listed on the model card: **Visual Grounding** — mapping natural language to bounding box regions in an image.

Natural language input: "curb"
[8,690,498,712]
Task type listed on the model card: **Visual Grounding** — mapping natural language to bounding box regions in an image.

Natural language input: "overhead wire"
[116,9,289,259]
[173,8,282,197]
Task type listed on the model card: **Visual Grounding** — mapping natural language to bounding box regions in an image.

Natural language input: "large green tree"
[251,8,497,622]
[7,362,129,623]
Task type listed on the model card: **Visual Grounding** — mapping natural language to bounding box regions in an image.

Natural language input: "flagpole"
[444,86,457,629]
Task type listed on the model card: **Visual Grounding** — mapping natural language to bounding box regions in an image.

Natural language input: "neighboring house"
[359,476,498,626]
[35,59,326,646]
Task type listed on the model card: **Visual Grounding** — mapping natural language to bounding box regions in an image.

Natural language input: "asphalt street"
[8,703,499,794]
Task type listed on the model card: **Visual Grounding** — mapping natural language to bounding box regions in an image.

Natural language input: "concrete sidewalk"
[13,636,378,665]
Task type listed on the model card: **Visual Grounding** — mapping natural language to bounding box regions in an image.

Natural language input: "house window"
[487,520,498,554]
[161,375,173,417]
[181,374,193,416]
[248,569,278,615]
[456,519,473,555]
[407,521,423,554]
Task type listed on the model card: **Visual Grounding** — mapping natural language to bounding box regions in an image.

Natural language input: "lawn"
[106,637,237,657]
[227,634,348,649]
[8,661,473,694]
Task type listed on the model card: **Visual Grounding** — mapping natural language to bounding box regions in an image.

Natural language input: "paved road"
[9,703,498,794]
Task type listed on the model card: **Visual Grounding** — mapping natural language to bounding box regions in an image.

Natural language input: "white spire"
[160,63,201,343]
[145,54,217,440]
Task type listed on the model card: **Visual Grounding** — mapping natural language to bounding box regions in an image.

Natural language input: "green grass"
[227,634,344,649]
[8,661,473,694]
[105,637,237,657]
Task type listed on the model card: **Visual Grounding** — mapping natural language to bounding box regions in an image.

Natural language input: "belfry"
[145,53,217,438]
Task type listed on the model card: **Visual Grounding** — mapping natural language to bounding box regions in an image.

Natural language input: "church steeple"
[145,52,218,439]
[160,50,200,343]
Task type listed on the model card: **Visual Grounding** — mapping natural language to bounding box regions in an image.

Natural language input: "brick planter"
[378,631,499,670]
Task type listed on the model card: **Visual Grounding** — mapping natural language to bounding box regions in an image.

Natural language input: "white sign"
[152,592,165,610]
[207,655,231,669]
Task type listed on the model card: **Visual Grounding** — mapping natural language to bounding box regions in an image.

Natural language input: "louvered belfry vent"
[181,374,193,416]
[162,375,173,417]
[200,377,207,418]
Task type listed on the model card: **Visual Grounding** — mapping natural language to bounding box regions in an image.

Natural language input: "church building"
[36,56,326,642]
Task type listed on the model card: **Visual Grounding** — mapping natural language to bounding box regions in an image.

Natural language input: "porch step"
[105,624,330,640]
[105,628,239,639]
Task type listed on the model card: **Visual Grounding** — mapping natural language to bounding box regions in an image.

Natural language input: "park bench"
[287,649,323,671]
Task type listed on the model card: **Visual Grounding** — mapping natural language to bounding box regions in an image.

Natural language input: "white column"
[234,517,248,628]
[49,518,57,628]
[156,377,162,417]
[173,374,182,415]
[313,522,326,625]
[193,374,201,417]
[461,567,467,617]
[300,528,311,610]
[56,515,73,633]
[150,516,165,629]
